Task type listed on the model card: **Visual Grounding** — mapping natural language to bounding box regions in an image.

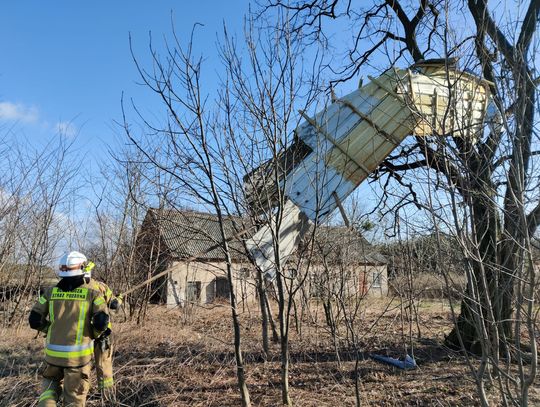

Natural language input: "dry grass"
[0,299,537,406]
[389,272,466,299]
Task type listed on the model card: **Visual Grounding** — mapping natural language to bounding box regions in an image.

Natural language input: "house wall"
[306,263,388,298]
[165,259,387,307]
[166,260,257,307]
[364,264,388,297]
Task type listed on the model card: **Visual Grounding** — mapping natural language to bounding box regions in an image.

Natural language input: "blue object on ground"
[369,353,417,370]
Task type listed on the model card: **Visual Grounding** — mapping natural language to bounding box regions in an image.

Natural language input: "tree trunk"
[265,289,279,343]
[445,175,503,354]
[256,268,270,357]
[226,261,252,407]
[275,272,292,406]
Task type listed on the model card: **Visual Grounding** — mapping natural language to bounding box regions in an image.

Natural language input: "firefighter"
[29,251,109,407]
[83,263,121,401]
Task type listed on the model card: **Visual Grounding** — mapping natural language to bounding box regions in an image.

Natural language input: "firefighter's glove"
[91,311,110,338]
[29,310,49,332]
[109,297,121,310]
[100,327,112,339]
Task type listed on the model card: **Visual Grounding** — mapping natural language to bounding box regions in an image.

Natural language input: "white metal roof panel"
[246,63,492,273]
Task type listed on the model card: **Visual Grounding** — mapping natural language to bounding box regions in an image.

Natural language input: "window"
[311,280,325,298]
[239,267,251,280]
[215,276,230,299]
[372,272,382,288]
[310,273,328,298]
[287,268,298,279]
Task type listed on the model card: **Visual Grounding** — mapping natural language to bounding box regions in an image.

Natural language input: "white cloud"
[0,101,39,123]
[55,121,78,137]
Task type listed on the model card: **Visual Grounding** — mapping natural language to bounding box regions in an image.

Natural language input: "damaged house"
[138,208,387,307]
[304,226,388,298]
[136,208,257,308]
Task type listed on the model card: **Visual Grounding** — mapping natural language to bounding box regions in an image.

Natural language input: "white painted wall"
[166,260,257,308]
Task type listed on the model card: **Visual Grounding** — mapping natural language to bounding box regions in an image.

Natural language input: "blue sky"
[0,2,535,250]
[0,1,402,241]
[0,1,250,159]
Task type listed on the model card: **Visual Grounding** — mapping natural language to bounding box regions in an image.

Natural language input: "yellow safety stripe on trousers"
[38,296,47,304]
[99,377,114,389]
[39,389,57,402]
[93,297,105,306]
[45,344,94,359]
[75,299,88,345]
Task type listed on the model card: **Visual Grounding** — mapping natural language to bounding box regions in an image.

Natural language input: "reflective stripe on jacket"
[32,278,108,367]
[93,280,120,329]
[93,280,117,306]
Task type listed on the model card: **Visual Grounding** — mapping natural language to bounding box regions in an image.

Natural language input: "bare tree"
[220,12,325,405]
[76,147,163,323]
[123,26,254,406]
[0,137,77,326]
[263,1,539,405]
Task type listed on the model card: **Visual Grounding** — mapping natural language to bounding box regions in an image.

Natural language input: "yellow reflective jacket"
[91,279,120,330]
[91,280,118,306]
[32,278,108,367]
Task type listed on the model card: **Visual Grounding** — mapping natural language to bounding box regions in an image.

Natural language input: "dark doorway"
[186,281,201,303]
[215,276,230,299]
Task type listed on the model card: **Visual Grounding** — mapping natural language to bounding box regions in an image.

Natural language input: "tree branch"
[517,0,540,54]
[468,0,516,65]
[380,158,428,173]
[385,0,425,61]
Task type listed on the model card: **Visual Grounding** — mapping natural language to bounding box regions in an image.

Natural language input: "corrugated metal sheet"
[245,200,310,274]
[245,62,492,274]
[283,65,490,222]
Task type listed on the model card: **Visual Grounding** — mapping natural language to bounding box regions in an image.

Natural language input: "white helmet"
[58,251,87,277]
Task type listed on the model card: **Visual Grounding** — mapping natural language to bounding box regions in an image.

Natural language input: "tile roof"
[147,208,250,261]
[311,226,387,265]
[144,209,386,265]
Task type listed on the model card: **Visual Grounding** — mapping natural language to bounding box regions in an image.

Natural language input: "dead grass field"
[1,299,538,406]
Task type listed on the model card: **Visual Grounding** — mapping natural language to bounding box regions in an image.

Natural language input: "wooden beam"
[332,191,350,228]
[299,110,371,177]
[335,97,402,146]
